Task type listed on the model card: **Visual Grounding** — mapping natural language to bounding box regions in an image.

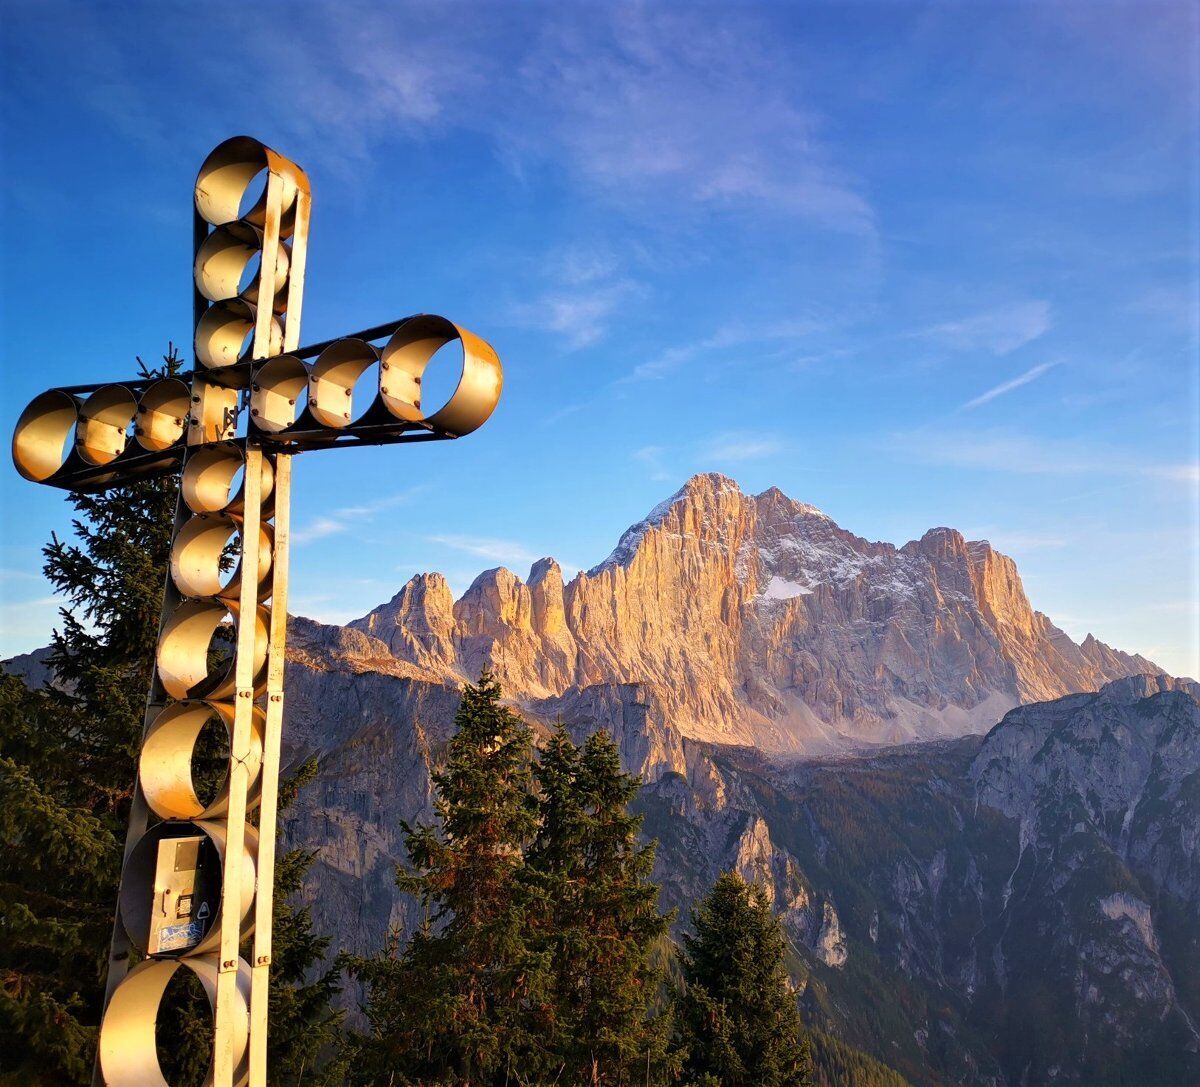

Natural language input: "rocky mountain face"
[277,631,1198,1086]
[631,674,1200,1085]
[349,473,1159,753]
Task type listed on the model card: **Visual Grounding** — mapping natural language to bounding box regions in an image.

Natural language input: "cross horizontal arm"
[11,312,502,492]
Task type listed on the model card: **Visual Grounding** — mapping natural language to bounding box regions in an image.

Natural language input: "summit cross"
[11,135,504,1087]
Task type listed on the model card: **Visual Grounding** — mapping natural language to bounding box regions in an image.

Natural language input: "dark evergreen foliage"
[676,872,813,1087]
[348,688,677,1086]
[525,723,675,1085]
[347,672,546,1085]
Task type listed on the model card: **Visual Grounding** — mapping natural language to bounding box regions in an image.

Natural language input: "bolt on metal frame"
[10,136,504,1087]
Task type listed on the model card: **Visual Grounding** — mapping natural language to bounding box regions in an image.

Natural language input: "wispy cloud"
[962,362,1056,410]
[292,488,425,546]
[0,595,66,658]
[701,431,785,463]
[427,534,579,578]
[510,8,875,234]
[922,300,1052,356]
[508,244,640,349]
[1151,463,1200,484]
[633,445,671,481]
[960,528,1069,552]
[890,427,1198,484]
[623,318,825,384]
[220,5,873,235]
[511,279,637,350]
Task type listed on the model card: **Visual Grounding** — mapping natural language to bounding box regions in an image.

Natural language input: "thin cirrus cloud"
[890,428,1199,484]
[624,318,826,384]
[633,446,671,482]
[509,7,875,234]
[922,300,1052,356]
[701,431,785,463]
[292,488,426,546]
[962,362,1056,410]
[511,279,639,350]
[634,432,786,477]
[209,4,875,235]
[427,534,580,578]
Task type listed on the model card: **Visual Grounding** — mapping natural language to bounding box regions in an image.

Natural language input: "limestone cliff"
[343,473,1159,752]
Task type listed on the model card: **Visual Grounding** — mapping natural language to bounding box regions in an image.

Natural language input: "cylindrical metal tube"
[182,444,275,515]
[140,700,265,820]
[99,955,252,1087]
[308,337,379,428]
[76,385,137,466]
[380,314,503,436]
[12,390,80,481]
[194,135,303,238]
[249,355,309,434]
[194,222,289,308]
[170,513,273,602]
[195,299,282,370]
[135,378,191,452]
[117,820,259,958]
[156,600,270,701]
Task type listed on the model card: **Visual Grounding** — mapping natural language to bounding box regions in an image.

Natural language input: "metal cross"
[10,136,504,1087]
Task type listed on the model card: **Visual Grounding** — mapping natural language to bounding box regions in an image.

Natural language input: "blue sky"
[1,1,1197,678]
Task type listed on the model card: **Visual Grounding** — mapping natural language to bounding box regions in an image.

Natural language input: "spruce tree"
[525,724,674,1085]
[677,872,813,1087]
[347,672,547,1086]
[0,675,117,1084]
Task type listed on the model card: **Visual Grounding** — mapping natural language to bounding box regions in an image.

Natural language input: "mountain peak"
[337,474,1162,752]
[591,473,748,573]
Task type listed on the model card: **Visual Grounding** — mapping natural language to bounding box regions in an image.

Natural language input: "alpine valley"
[269,474,1199,1086]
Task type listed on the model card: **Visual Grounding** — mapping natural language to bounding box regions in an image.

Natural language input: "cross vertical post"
[11,135,504,1087]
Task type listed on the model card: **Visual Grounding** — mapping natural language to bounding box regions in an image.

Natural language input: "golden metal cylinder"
[76,385,137,466]
[182,445,275,516]
[98,955,252,1087]
[195,299,282,370]
[249,356,308,434]
[170,513,273,602]
[308,338,379,428]
[135,378,191,452]
[194,222,289,309]
[140,701,265,820]
[12,390,80,481]
[380,314,503,436]
[194,135,304,238]
[156,600,269,701]
[117,820,259,958]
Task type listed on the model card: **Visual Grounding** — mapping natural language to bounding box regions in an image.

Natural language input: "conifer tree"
[348,672,547,1086]
[677,872,813,1087]
[0,674,117,1084]
[525,724,674,1085]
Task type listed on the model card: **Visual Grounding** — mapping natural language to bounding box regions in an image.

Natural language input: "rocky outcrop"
[338,473,1160,753]
[630,677,1200,1085]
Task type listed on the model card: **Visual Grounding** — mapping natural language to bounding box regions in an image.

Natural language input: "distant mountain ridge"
[633,674,1200,1085]
[347,472,1160,752]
